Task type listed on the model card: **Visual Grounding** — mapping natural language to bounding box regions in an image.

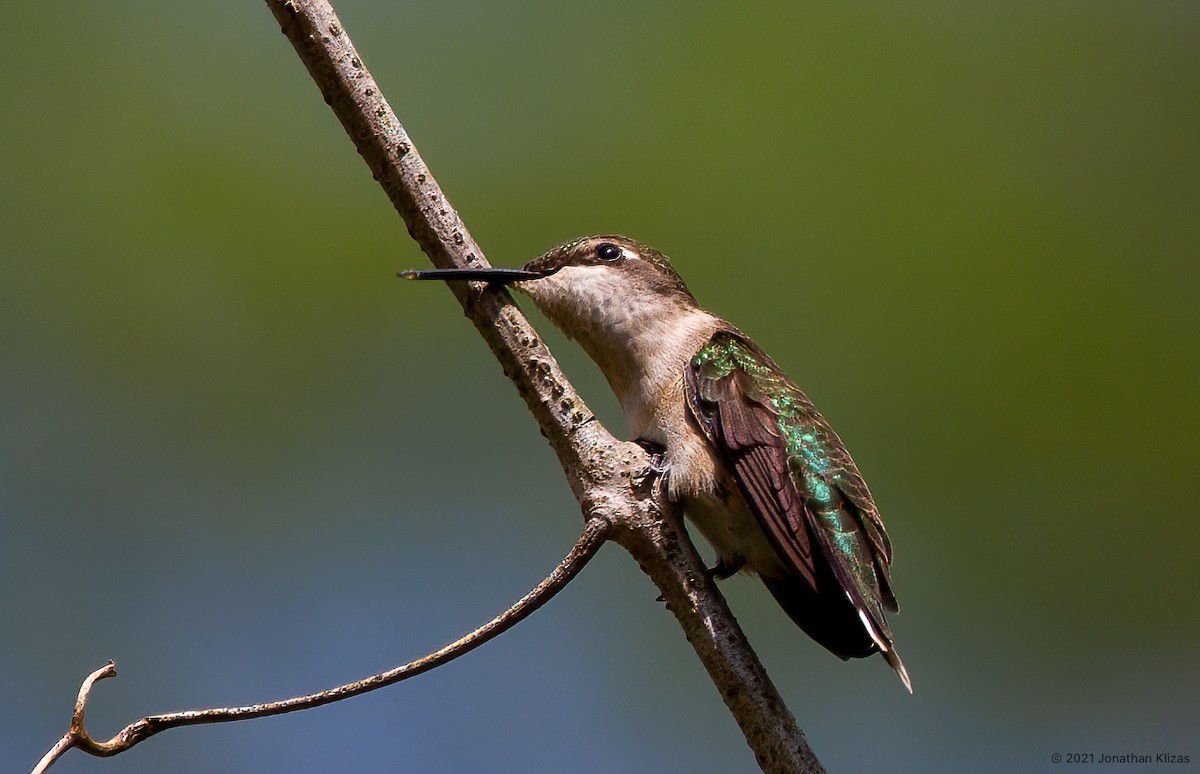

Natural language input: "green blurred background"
[3,2,1197,772]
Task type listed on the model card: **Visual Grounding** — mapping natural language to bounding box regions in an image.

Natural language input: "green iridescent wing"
[686,330,899,652]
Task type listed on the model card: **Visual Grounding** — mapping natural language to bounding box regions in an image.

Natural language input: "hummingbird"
[401,235,910,691]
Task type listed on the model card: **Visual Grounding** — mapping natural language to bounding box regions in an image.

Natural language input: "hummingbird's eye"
[595,243,622,262]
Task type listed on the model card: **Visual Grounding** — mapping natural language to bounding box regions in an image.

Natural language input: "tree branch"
[261,2,826,771]
[32,518,612,773]
[36,2,825,771]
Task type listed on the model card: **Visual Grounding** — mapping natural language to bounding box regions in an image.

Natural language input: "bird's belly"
[684,487,787,578]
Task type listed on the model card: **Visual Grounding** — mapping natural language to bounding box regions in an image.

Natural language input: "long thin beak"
[397,267,550,284]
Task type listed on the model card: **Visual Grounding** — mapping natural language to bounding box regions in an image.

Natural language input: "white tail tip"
[884,647,913,694]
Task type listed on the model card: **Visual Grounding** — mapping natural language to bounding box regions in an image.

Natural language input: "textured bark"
[263,3,826,771]
[264,1,824,772]
[34,3,827,772]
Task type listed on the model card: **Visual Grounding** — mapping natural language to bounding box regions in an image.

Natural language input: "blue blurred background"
[3,2,1197,772]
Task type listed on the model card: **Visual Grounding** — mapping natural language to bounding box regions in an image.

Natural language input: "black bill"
[397,267,550,284]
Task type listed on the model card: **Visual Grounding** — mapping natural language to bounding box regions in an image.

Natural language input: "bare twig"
[37,1,825,771]
[31,734,73,774]
[31,518,612,773]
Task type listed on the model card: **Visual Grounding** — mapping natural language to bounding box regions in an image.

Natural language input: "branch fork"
[34,1,824,772]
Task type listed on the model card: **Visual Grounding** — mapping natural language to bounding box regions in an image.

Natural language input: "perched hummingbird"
[401,235,910,691]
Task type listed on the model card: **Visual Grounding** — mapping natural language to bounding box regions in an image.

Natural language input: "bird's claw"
[632,438,669,493]
[706,559,741,581]
[633,438,668,474]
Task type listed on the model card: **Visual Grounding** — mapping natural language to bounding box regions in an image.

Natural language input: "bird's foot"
[705,558,742,581]
[632,438,669,492]
[656,562,739,606]
[634,438,668,473]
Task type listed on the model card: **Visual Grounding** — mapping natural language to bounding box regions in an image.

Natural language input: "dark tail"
[762,573,912,692]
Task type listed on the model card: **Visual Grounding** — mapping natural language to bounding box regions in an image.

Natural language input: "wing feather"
[686,330,901,657]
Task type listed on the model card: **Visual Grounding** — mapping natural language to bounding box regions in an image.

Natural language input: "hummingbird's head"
[399,235,712,393]
[513,234,699,341]
[399,234,702,355]
[520,235,693,297]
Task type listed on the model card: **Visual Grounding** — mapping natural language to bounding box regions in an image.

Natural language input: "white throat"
[519,264,719,448]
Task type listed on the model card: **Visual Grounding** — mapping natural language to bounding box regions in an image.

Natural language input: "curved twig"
[36,0,825,770]
[31,518,612,773]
